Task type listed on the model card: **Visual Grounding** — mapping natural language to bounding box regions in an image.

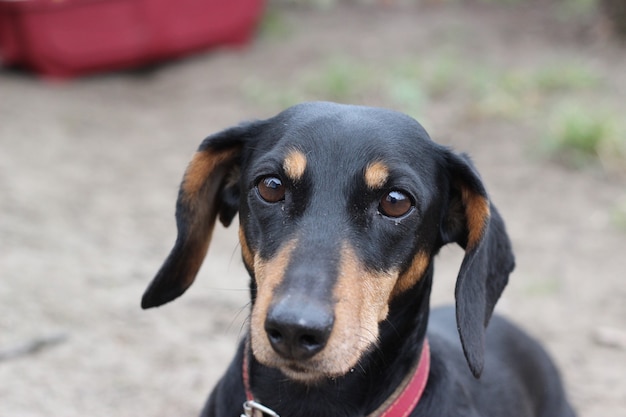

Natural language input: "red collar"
[370,339,430,417]
[242,339,430,417]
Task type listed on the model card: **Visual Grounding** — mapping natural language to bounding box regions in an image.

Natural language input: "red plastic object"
[0,0,264,78]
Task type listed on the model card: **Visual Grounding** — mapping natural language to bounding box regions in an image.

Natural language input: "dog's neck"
[247,266,433,417]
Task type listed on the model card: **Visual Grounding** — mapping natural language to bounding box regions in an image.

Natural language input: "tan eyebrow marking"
[364,161,390,189]
[283,149,307,181]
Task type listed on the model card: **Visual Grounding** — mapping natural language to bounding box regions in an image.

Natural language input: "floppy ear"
[141,122,259,309]
[440,152,515,378]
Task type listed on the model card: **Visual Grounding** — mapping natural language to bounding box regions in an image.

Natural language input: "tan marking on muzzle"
[250,240,297,369]
[392,251,430,296]
[461,188,490,250]
[321,243,398,375]
[283,149,307,182]
[249,241,399,383]
[364,161,390,189]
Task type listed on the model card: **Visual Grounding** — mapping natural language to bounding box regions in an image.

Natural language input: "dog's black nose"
[265,299,334,361]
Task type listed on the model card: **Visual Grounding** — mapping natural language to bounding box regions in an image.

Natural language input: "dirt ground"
[1,3,625,417]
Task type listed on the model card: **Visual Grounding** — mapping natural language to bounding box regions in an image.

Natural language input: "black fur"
[143,102,576,417]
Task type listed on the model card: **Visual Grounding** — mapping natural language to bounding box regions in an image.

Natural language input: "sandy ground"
[1,3,625,417]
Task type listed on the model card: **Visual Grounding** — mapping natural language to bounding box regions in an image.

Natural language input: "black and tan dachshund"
[142,102,576,417]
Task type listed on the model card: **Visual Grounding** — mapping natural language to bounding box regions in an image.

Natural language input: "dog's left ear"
[439,151,515,378]
[141,121,262,309]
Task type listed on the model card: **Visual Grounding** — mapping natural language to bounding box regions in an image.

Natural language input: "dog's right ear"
[141,121,261,309]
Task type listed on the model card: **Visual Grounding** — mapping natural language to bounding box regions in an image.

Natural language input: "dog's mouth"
[251,332,368,384]
[276,359,339,383]
[286,363,308,373]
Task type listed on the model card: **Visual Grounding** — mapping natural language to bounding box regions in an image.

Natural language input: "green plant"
[544,103,626,170]
[466,68,532,120]
[241,78,303,109]
[466,61,600,120]
[306,58,374,102]
[385,76,427,120]
[259,8,293,39]
[532,65,599,92]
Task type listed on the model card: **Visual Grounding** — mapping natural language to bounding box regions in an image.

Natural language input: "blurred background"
[1,0,625,416]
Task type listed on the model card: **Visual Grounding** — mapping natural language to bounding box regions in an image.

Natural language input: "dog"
[142,102,576,417]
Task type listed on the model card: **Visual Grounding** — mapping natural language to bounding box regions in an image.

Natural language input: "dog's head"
[142,102,514,382]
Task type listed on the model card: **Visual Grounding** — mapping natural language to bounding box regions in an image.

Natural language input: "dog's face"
[142,102,514,382]
[239,107,449,382]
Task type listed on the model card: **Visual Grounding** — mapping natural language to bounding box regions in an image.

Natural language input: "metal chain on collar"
[241,400,280,417]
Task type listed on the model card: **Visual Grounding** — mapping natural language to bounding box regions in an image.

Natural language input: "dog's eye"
[379,190,413,218]
[257,176,286,203]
